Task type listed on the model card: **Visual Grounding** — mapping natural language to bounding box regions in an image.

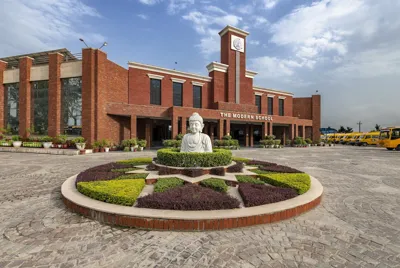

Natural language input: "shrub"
[146,163,158,171]
[175,133,184,140]
[163,139,181,148]
[85,162,134,172]
[72,136,86,143]
[200,178,228,193]
[274,139,281,146]
[227,162,244,173]
[156,148,232,167]
[238,183,298,207]
[77,179,145,206]
[117,157,153,166]
[116,173,148,180]
[236,175,264,184]
[258,173,311,194]
[258,165,304,174]
[75,171,124,186]
[246,160,277,167]
[136,184,240,210]
[222,134,232,140]
[183,168,204,178]
[305,138,313,144]
[232,157,250,164]
[111,167,139,172]
[154,178,185,193]
[210,167,225,176]
[41,136,53,142]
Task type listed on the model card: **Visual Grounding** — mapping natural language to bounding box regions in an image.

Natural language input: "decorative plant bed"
[62,156,323,230]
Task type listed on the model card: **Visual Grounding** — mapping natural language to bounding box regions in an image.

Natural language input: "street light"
[99,42,108,50]
[79,38,89,48]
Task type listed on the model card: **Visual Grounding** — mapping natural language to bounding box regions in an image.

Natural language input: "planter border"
[62,174,323,230]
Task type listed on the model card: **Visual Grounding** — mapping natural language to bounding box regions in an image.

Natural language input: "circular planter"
[43,142,52,149]
[76,143,86,151]
[61,175,323,231]
[157,148,232,167]
[12,141,22,148]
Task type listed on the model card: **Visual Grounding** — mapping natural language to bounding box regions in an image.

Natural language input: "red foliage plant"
[238,183,298,207]
[136,184,240,210]
[75,171,124,186]
[258,165,303,173]
[246,160,277,166]
[210,167,225,176]
[226,162,244,173]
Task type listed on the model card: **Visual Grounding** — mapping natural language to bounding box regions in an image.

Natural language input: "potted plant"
[92,141,101,153]
[121,139,131,152]
[12,135,22,147]
[138,139,147,151]
[129,138,138,152]
[274,139,281,148]
[73,137,86,150]
[41,136,53,149]
[102,139,111,152]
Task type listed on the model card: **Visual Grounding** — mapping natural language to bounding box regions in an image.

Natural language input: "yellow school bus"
[380,127,400,151]
[356,131,380,146]
[342,133,362,145]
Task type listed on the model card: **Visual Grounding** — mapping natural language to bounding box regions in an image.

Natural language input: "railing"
[4,52,82,69]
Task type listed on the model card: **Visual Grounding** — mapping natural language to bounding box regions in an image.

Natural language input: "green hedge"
[200,178,228,193]
[156,148,232,167]
[258,173,311,194]
[116,173,149,180]
[162,139,182,148]
[232,157,250,164]
[77,179,145,206]
[235,175,264,184]
[154,178,185,193]
[111,167,139,172]
[116,157,153,166]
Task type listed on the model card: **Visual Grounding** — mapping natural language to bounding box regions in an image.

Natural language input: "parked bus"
[379,127,400,151]
[356,131,380,146]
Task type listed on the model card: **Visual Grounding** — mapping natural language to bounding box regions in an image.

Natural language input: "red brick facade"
[0,25,321,147]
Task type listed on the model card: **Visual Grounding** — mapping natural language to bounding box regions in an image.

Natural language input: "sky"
[1,0,400,132]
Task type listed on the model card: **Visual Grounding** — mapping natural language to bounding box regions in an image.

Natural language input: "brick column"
[217,119,223,139]
[290,124,295,140]
[81,48,96,145]
[181,117,187,134]
[171,116,179,139]
[19,56,33,138]
[0,60,7,129]
[312,95,321,142]
[269,122,273,136]
[302,125,305,139]
[245,124,249,147]
[210,124,215,142]
[262,122,268,139]
[145,119,151,148]
[48,52,63,137]
[225,119,230,136]
[283,127,287,145]
[130,115,137,138]
[261,94,267,114]
[250,124,254,147]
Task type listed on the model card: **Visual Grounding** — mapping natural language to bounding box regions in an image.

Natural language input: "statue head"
[188,112,204,134]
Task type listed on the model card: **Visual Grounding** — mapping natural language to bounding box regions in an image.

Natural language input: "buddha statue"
[180,112,213,153]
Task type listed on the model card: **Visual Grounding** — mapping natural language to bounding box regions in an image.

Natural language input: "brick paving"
[0,146,400,268]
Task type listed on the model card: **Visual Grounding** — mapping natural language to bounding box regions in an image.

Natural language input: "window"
[173,82,183,106]
[268,97,273,115]
[193,85,202,108]
[5,83,19,134]
[150,79,161,105]
[31,80,49,135]
[61,77,82,136]
[391,129,400,140]
[255,95,261,114]
[279,98,284,116]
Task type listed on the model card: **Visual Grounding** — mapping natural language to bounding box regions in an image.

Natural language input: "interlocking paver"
[0,147,400,267]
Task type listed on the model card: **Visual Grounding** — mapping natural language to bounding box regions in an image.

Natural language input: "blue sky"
[1,0,400,131]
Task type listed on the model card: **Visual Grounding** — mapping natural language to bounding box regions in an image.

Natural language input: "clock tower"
[218,25,254,105]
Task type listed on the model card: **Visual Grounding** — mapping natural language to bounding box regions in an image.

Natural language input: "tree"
[375,124,381,131]
[346,127,353,133]
[338,126,346,133]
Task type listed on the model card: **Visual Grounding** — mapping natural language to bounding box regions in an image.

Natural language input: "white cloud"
[203,5,227,14]
[253,16,269,28]
[167,0,194,14]
[236,4,255,14]
[248,40,260,46]
[0,0,103,56]
[138,0,160,4]
[262,0,279,9]
[137,14,149,20]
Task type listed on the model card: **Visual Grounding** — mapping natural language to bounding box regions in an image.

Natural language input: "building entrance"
[152,119,171,147]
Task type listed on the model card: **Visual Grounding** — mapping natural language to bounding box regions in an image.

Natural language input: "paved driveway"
[0,146,399,268]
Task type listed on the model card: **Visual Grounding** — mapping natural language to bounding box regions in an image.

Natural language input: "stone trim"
[130,61,212,82]
[171,77,186,83]
[147,73,164,80]
[254,92,263,96]
[219,25,250,37]
[206,62,229,73]
[191,81,204,86]
[279,96,287,100]
[267,94,275,98]
[253,86,293,96]
[245,70,258,79]
[61,175,323,230]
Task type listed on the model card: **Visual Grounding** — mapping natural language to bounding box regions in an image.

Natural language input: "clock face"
[231,35,245,52]
[233,38,243,50]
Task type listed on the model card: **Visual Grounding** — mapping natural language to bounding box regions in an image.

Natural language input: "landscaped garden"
[73,153,311,210]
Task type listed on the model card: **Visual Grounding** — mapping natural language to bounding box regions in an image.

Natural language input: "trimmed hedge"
[77,179,145,206]
[156,148,232,167]
[259,173,311,194]
[116,173,149,180]
[75,171,124,186]
[85,162,134,172]
[238,183,298,207]
[236,175,264,184]
[247,160,278,167]
[162,139,182,148]
[111,167,139,172]
[136,184,240,210]
[227,162,244,173]
[232,157,250,164]
[117,157,153,166]
[200,178,228,193]
[259,165,304,174]
[154,178,185,193]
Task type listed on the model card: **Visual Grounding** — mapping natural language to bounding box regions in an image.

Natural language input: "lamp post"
[79,38,89,48]
[99,42,108,50]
